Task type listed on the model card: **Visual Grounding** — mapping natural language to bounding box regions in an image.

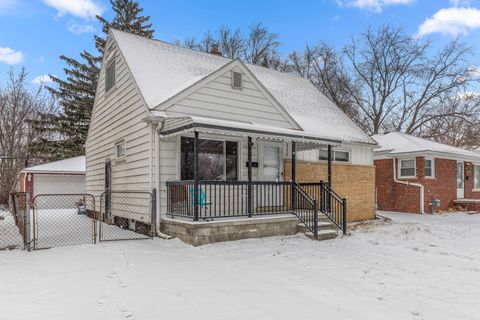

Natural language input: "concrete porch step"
[297,221,338,233]
[304,229,338,241]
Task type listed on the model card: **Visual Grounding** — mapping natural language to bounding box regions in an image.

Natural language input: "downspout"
[392,158,425,214]
[155,120,172,239]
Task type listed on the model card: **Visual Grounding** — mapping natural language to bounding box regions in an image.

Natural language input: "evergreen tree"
[96,0,154,54]
[30,0,154,161]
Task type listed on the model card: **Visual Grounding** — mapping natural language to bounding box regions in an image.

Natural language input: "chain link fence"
[0,193,30,250]
[1,190,155,251]
[32,194,96,249]
[99,191,154,241]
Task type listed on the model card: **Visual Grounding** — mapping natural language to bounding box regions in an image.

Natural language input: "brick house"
[373,132,480,213]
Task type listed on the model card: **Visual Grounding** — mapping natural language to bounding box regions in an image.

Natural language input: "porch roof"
[155,114,342,149]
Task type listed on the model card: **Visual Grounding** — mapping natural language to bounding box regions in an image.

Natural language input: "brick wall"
[284,160,376,222]
[375,157,478,214]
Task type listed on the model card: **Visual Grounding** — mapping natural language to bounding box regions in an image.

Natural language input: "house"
[85,30,377,245]
[373,132,480,214]
[19,156,86,203]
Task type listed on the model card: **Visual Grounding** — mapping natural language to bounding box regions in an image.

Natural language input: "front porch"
[156,115,348,244]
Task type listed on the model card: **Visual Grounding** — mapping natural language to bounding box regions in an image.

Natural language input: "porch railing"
[166,180,292,220]
[299,181,347,235]
[166,180,347,235]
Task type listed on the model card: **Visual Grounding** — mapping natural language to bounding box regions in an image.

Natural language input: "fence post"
[313,199,318,240]
[151,188,157,237]
[342,198,347,236]
[319,181,324,213]
[25,192,31,251]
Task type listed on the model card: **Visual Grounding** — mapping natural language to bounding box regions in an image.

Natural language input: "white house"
[85,30,377,245]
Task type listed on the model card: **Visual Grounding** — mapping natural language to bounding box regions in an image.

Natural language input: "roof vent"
[210,44,222,56]
[232,71,242,90]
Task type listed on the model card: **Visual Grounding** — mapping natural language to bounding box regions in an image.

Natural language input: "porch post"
[193,131,199,221]
[327,144,332,213]
[291,141,297,212]
[327,144,332,188]
[247,137,253,218]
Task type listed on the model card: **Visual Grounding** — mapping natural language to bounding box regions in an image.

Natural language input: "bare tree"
[421,92,480,149]
[340,26,477,134]
[0,68,56,204]
[245,22,280,67]
[287,43,359,119]
[218,26,245,59]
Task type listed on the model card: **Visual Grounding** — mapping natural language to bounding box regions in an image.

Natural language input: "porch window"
[425,158,434,178]
[474,165,480,190]
[319,149,350,163]
[180,137,238,181]
[399,159,416,178]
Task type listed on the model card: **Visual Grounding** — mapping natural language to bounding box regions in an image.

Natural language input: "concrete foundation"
[160,215,302,246]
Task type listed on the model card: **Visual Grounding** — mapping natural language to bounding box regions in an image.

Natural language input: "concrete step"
[297,221,338,233]
[304,229,338,241]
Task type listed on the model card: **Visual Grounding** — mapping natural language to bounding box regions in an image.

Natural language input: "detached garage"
[19,156,86,202]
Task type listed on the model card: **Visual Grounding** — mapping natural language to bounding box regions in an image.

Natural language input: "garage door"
[33,174,85,196]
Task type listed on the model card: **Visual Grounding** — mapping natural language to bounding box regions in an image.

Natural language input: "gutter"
[392,158,425,214]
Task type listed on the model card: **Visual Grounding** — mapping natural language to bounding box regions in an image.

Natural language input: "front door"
[259,142,283,181]
[457,161,465,199]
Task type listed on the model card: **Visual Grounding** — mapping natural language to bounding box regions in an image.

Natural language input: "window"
[474,165,480,190]
[399,159,416,178]
[105,59,116,92]
[181,137,238,181]
[425,158,434,178]
[319,149,350,163]
[115,140,126,158]
[232,71,242,89]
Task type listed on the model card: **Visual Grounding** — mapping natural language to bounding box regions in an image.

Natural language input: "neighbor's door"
[259,142,283,181]
[457,161,465,199]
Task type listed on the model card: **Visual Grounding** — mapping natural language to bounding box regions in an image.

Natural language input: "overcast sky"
[0,0,479,86]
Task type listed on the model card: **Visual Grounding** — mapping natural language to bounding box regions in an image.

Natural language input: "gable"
[161,62,300,129]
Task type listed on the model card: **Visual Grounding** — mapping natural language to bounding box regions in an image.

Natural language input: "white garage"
[20,156,86,198]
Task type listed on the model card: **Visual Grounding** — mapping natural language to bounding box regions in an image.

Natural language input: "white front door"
[259,142,283,181]
[457,162,465,199]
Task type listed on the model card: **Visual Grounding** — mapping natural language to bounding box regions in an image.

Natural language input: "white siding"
[297,144,374,166]
[164,66,294,129]
[85,39,152,201]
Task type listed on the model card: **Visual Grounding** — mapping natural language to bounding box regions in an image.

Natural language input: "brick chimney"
[210,44,222,56]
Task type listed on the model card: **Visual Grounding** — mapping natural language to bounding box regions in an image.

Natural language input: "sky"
[0,0,479,86]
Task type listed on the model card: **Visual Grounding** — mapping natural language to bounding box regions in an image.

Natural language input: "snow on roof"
[22,156,86,174]
[372,132,480,161]
[111,30,376,146]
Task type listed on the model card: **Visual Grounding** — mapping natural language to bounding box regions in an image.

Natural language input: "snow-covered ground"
[1,211,480,320]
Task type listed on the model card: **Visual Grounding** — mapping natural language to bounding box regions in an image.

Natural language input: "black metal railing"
[167,180,293,220]
[299,181,347,235]
[292,183,318,239]
[166,180,347,235]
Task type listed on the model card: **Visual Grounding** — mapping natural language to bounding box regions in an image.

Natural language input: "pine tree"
[30,0,154,161]
[95,0,154,54]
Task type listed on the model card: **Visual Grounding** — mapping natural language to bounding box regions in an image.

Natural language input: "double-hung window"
[424,158,434,178]
[474,164,480,190]
[114,140,126,159]
[180,137,238,181]
[399,159,416,178]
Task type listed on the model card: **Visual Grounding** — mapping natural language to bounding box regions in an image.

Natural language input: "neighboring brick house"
[373,132,480,213]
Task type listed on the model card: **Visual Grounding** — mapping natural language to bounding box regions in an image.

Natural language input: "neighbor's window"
[105,59,116,92]
[474,165,480,190]
[115,140,126,158]
[399,159,416,178]
[425,158,434,178]
[319,148,350,163]
[181,137,238,181]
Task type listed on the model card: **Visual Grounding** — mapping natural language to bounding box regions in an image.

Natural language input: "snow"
[23,156,85,173]
[2,211,480,320]
[0,209,23,250]
[373,132,480,161]
[111,30,375,146]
